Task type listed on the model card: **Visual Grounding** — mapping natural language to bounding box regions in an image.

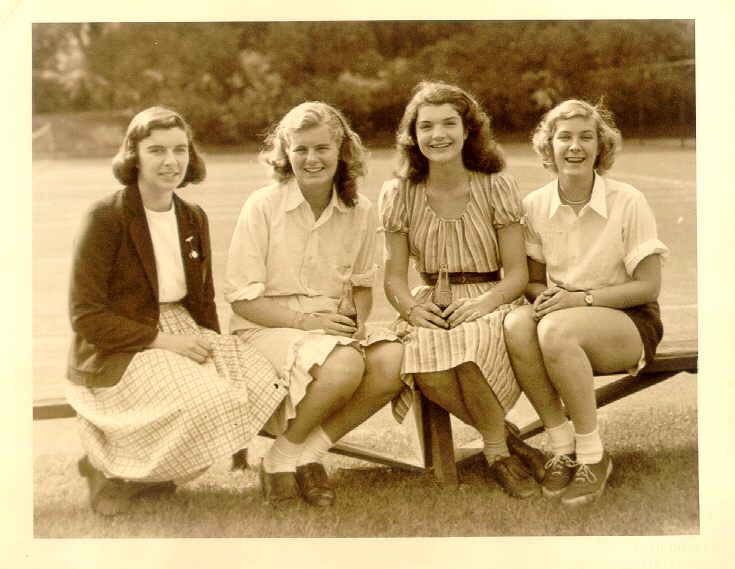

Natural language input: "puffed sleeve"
[622,191,669,275]
[223,190,271,303]
[520,190,545,263]
[491,172,523,228]
[349,196,379,287]
[378,178,409,233]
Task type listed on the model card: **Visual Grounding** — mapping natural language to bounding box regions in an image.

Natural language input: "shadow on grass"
[34,441,698,537]
[34,395,698,537]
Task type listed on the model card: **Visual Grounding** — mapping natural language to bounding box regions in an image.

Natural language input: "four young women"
[66,85,666,514]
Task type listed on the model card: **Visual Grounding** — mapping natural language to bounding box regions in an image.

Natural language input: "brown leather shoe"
[231,448,249,471]
[505,421,547,483]
[487,455,539,499]
[295,463,336,507]
[77,457,176,515]
[258,459,299,505]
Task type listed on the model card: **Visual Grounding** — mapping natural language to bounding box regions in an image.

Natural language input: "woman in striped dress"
[379,82,544,498]
[66,107,286,516]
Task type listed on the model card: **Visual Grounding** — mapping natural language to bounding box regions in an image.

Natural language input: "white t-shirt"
[144,206,187,302]
[522,175,669,290]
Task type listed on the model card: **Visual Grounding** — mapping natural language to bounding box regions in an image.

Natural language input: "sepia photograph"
[3,0,734,567]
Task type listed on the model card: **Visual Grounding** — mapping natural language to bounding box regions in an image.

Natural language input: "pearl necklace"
[558,173,595,205]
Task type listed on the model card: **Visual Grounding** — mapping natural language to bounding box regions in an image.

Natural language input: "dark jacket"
[67,185,220,387]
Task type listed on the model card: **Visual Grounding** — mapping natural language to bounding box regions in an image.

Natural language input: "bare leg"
[321,341,405,441]
[282,345,364,443]
[414,370,475,426]
[537,307,642,434]
[455,361,506,442]
[504,305,567,429]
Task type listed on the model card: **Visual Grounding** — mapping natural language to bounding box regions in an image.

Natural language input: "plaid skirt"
[390,283,525,423]
[66,303,287,482]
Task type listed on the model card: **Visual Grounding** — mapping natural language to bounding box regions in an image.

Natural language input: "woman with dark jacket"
[66,106,285,516]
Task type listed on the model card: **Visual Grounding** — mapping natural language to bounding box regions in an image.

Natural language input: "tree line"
[33,21,695,145]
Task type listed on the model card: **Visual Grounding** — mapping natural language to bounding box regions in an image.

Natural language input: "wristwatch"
[583,291,594,306]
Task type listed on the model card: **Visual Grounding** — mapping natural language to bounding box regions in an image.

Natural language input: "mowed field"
[32,142,697,401]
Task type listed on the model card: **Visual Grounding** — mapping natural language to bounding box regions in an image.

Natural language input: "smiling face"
[286,123,340,194]
[136,127,190,199]
[551,116,599,180]
[415,103,467,166]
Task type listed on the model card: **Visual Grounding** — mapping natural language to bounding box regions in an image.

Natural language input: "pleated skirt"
[235,325,399,434]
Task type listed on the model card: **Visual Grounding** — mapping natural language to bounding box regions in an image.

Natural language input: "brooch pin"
[185,236,199,259]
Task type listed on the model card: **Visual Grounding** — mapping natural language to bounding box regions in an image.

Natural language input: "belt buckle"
[458,273,467,284]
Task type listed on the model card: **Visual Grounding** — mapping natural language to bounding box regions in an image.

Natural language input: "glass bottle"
[337,278,358,326]
[432,264,452,311]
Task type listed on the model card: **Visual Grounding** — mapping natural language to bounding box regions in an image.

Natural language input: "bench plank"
[32,348,698,486]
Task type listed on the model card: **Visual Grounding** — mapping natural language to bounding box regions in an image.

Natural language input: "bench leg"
[420,394,459,487]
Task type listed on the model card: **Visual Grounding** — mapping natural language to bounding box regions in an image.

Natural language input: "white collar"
[283,178,350,215]
[549,173,607,219]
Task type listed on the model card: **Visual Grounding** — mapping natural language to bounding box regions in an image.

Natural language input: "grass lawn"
[34,372,697,538]
[30,142,699,540]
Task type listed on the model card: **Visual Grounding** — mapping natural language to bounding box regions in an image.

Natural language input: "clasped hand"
[304,313,363,339]
[533,286,583,321]
[409,297,490,329]
[150,332,212,363]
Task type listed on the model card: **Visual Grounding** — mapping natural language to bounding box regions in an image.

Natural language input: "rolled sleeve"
[349,202,379,287]
[624,238,669,276]
[224,194,270,304]
[621,193,669,275]
[520,209,545,263]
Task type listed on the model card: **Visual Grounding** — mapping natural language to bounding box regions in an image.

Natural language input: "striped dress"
[378,171,525,422]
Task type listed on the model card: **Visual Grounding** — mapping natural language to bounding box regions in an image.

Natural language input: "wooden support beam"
[31,347,698,486]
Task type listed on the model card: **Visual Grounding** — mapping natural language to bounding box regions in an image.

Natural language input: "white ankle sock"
[545,420,575,456]
[483,437,510,464]
[574,427,604,464]
[296,426,334,467]
[263,435,304,473]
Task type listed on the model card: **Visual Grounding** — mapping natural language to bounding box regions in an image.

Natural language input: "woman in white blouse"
[225,102,404,507]
[503,99,669,507]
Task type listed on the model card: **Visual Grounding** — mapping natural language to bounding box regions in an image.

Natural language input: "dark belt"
[420,270,500,286]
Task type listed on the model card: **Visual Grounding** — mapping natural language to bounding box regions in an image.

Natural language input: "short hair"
[531,99,622,174]
[261,101,367,208]
[111,106,206,187]
[394,81,505,183]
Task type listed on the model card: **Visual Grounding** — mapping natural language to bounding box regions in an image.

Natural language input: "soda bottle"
[432,264,452,311]
[337,278,358,326]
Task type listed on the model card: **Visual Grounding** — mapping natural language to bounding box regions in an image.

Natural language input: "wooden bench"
[32,340,697,487]
[422,339,698,486]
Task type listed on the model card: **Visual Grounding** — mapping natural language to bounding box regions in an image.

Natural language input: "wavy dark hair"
[531,98,622,174]
[395,81,505,183]
[111,106,206,187]
[261,101,367,207]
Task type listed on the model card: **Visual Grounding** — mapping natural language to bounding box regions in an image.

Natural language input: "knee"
[314,345,364,395]
[503,306,538,356]
[365,343,405,399]
[536,314,580,359]
[415,370,456,394]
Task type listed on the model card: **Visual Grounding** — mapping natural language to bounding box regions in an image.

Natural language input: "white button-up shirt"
[224,178,378,333]
[522,175,668,290]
